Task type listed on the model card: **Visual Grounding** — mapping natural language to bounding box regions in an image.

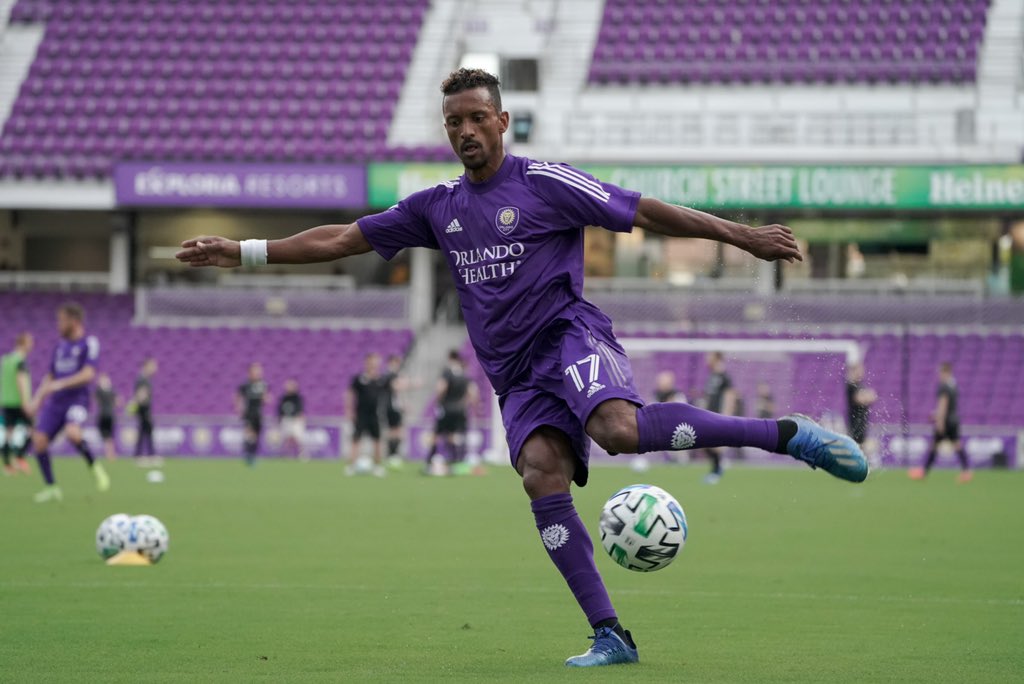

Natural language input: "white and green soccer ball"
[599,484,687,572]
[95,513,133,559]
[126,514,170,563]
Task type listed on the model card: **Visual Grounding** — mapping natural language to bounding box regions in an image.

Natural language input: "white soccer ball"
[95,513,133,560]
[599,484,687,572]
[127,514,170,563]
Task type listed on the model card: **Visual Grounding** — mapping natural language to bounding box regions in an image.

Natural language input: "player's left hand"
[745,225,803,263]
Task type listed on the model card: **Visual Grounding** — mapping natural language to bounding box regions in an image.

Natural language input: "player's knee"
[31,431,48,452]
[586,403,639,454]
[517,430,574,499]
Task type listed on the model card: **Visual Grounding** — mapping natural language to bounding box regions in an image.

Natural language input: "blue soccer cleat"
[784,413,869,483]
[564,626,639,667]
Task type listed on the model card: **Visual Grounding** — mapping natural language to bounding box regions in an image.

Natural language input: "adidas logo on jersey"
[587,381,606,398]
[445,218,463,233]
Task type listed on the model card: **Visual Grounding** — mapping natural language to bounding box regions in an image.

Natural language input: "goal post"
[485,337,862,465]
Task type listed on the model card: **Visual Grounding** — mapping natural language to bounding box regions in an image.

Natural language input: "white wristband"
[240,239,268,267]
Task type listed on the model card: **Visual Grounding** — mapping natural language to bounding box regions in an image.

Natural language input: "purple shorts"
[35,400,88,440]
[499,315,643,487]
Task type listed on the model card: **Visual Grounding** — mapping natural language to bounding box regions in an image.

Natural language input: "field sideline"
[2,459,1021,682]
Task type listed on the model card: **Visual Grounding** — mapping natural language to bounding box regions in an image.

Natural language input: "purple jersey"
[48,333,99,407]
[359,155,639,394]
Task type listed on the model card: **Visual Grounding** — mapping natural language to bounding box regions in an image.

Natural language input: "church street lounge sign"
[369,163,1024,211]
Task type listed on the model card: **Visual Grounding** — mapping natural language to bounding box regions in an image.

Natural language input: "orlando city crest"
[494,206,520,235]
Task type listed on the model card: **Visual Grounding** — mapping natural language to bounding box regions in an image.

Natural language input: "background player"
[426,350,478,475]
[132,357,159,466]
[845,362,877,449]
[26,303,110,502]
[94,372,119,461]
[380,355,407,468]
[911,361,972,482]
[1,332,34,475]
[236,362,268,466]
[701,351,737,484]
[277,378,306,460]
[346,353,385,477]
[175,68,867,668]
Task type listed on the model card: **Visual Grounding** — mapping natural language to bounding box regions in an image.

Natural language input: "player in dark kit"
[701,352,736,484]
[237,362,268,466]
[177,68,868,667]
[845,362,877,447]
[27,303,110,502]
[132,357,159,465]
[911,362,972,483]
[426,350,478,475]
[277,379,306,460]
[381,355,406,466]
[2,332,34,475]
[95,373,119,460]
[346,353,386,477]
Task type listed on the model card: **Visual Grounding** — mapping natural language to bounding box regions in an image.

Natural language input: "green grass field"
[1,458,1021,683]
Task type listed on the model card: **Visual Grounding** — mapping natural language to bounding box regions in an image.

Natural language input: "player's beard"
[460,151,487,171]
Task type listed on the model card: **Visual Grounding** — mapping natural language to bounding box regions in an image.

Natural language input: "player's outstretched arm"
[634,197,803,263]
[175,223,373,268]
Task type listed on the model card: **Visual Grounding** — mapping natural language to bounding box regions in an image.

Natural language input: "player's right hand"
[175,236,241,268]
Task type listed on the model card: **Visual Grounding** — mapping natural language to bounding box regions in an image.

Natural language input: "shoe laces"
[797,434,841,469]
[587,627,621,655]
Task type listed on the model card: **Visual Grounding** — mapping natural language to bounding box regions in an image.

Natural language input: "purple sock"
[35,450,55,485]
[531,492,617,626]
[636,402,780,454]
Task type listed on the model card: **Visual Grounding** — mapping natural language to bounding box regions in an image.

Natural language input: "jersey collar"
[461,154,514,194]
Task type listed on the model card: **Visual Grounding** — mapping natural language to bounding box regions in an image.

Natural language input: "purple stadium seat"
[2,0,447,177]
[589,0,990,88]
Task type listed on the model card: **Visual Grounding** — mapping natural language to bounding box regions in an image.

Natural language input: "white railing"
[0,271,110,290]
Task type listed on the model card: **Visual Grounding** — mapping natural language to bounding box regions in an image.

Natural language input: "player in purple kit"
[176,69,868,667]
[27,302,110,502]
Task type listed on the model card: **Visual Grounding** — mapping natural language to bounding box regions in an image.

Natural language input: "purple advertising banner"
[114,162,367,208]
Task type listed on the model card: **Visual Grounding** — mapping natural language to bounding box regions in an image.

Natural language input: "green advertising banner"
[369,163,1024,211]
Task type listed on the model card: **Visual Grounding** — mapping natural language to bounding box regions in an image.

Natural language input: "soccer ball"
[599,484,687,572]
[95,513,132,559]
[126,514,170,563]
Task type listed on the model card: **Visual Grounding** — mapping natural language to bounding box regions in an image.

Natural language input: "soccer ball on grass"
[599,484,687,572]
[95,513,133,559]
[126,514,170,563]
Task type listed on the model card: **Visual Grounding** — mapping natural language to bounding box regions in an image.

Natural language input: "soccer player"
[653,370,682,404]
[132,357,159,466]
[27,303,110,502]
[426,350,478,475]
[1,332,34,475]
[381,355,407,467]
[911,362,971,483]
[95,372,119,460]
[346,353,385,477]
[845,362,877,447]
[176,68,868,667]
[277,378,306,460]
[701,352,737,484]
[237,362,268,466]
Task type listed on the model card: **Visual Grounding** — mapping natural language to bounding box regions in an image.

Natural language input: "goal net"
[486,336,861,466]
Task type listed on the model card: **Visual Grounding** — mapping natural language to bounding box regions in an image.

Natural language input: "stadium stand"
[1,0,450,180]
[590,0,990,85]
[0,291,413,416]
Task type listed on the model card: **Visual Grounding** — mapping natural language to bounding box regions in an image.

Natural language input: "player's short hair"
[441,68,502,113]
[16,332,32,346]
[708,351,724,363]
[939,361,953,373]
[58,301,84,322]
[448,349,462,362]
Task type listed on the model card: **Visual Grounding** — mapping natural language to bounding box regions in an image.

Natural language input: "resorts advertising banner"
[368,163,1024,211]
[114,162,367,208]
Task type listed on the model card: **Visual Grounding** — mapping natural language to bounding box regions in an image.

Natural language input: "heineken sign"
[369,163,1024,210]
